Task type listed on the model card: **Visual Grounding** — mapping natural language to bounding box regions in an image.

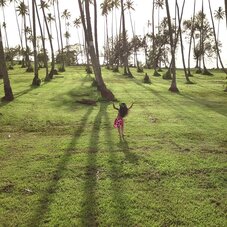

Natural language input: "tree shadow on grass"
[28,107,93,227]
[80,104,103,226]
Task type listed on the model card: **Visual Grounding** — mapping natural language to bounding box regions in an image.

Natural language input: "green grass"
[0,66,227,226]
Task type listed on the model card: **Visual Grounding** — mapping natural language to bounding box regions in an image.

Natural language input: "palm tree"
[78,0,115,101]
[31,0,40,86]
[214,6,225,69]
[0,27,14,101]
[100,0,111,68]
[208,1,227,74]
[0,0,9,50]
[176,0,191,83]
[55,0,65,71]
[16,0,31,70]
[61,9,71,51]
[47,13,55,35]
[155,0,164,33]
[73,17,84,64]
[125,0,138,68]
[120,0,132,76]
[34,0,48,77]
[165,0,178,92]
[40,0,56,80]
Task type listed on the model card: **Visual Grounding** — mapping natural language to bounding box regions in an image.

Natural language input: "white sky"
[1,0,227,68]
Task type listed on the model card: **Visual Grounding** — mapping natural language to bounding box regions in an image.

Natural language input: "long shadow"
[28,107,93,226]
[102,103,139,225]
[80,103,104,226]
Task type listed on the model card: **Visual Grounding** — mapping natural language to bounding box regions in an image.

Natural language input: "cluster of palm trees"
[0,0,227,102]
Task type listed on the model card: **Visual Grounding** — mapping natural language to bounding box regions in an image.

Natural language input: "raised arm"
[128,102,134,110]
[113,103,119,110]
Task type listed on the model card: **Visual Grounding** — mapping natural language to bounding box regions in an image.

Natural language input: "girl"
[113,102,134,139]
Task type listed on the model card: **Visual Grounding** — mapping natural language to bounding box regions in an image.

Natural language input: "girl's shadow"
[117,138,139,164]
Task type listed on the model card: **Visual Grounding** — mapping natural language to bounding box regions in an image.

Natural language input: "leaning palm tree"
[0,27,14,101]
[78,0,115,101]
[214,6,225,69]
[165,0,179,92]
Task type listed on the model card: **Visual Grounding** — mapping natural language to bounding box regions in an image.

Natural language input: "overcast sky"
[1,0,227,67]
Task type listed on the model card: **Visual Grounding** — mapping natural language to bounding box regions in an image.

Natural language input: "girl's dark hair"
[119,103,128,118]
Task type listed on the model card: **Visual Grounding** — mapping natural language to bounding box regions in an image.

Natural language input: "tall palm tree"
[34,0,48,78]
[214,6,225,69]
[73,17,84,64]
[208,1,227,74]
[78,0,115,101]
[40,0,55,80]
[101,0,111,68]
[31,0,40,86]
[9,0,25,67]
[55,0,65,71]
[16,0,31,70]
[155,0,164,34]
[0,0,9,50]
[0,27,14,101]
[120,0,131,76]
[61,9,71,51]
[176,0,191,83]
[165,0,179,92]
[125,0,138,68]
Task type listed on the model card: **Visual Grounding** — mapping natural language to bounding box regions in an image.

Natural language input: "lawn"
[0,66,227,226]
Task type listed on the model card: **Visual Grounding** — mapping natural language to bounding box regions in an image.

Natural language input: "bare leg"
[117,127,121,138]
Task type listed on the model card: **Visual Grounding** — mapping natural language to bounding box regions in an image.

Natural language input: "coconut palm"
[55,0,65,71]
[214,6,225,69]
[208,1,226,73]
[9,0,25,66]
[34,0,48,77]
[0,27,14,101]
[31,0,40,86]
[100,0,111,68]
[78,0,115,101]
[16,0,31,70]
[61,9,71,51]
[40,0,55,80]
[165,0,179,92]
[73,17,84,64]
[0,0,9,50]
[120,0,132,76]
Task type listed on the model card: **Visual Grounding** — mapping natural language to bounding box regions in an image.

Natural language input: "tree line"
[0,0,227,102]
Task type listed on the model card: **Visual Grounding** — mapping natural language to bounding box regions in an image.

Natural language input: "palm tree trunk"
[40,2,55,80]
[0,28,14,101]
[120,0,131,76]
[165,0,179,92]
[52,1,60,54]
[34,1,48,78]
[78,0,115,101]
[32,0,40,86]
[56,0,65,71]
[187,0,196,76]
[94,0,99,61]
[176,0,191,83]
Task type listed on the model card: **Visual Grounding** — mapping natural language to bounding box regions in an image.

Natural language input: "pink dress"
[114,115,124,128]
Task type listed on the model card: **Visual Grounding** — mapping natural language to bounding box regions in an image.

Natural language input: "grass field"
[0,66,227,226]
